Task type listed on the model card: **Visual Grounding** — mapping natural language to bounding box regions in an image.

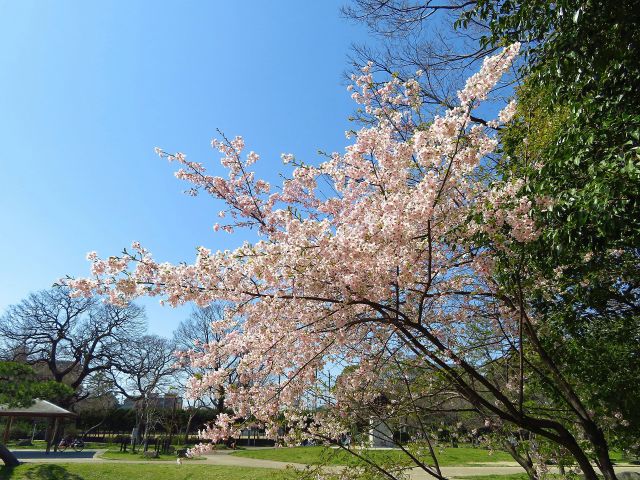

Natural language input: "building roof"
[0,399,76,418]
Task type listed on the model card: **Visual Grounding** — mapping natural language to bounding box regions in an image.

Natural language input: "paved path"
[411,465,640,479]
[11,449,640,479]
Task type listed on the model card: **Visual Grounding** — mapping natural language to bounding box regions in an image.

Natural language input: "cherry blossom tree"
[67,44,617,479]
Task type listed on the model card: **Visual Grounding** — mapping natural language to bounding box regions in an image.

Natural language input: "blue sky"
[0,1,370,336]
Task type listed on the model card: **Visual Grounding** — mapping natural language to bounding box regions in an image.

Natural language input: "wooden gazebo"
[0,399,76,453]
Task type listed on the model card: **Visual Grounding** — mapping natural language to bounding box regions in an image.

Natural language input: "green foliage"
[0,362,73,408]
[0,362,38,407]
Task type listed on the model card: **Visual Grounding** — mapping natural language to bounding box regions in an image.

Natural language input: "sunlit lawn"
[0,463,287,480]
[457,475,533,480]
[5,440,108,450]
[4,440,148,452]
[98,448,175,461]
[98,447,205,461]
[457,475,585,480]
[232,445,514,467]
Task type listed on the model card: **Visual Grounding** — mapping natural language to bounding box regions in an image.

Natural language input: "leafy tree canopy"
[467,0,640,448]
[0,361,73,408]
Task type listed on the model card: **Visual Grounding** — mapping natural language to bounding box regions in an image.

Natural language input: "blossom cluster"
[67,44,539,449]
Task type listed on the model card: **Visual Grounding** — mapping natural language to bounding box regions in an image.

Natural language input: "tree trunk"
[183,414,195,445]
[560,432,602,480]
[503,440,539,480]
[142,408,152,452]
[0,443,19,467]
[3,417,13,444]
[82,416,107,440]
[51,418,60,452]
[45,418,53,453]
[216,385,225,413]
[583,422,617,480]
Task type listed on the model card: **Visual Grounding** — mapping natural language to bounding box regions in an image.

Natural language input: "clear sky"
[0,1,371,337]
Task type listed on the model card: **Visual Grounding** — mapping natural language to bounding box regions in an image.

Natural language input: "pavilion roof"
[0,399,76,418]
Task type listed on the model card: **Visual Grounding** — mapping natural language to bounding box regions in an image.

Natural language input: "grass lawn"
[97,447,205,461]
[0,463,288,480]
[5,440,48,450]
[457,476,576,480]
[6,440,109,450]
[609,450,639,464]
[232,445,514,467]
[457,475,532,480]
[98,448,174,461]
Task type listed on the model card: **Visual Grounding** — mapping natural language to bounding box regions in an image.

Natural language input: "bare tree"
[342,0,513,128]
[173,304,242,443]
[173,304,241,414]
[110,334,177,449]
[74,372,119,439]
[0,287,145,408]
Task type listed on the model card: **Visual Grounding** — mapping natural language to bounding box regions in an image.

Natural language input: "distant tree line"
[0,287,236,462]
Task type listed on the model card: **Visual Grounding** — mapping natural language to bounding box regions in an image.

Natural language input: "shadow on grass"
[0,464,84,480]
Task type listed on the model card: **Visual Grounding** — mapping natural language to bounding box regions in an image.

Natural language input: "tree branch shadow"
[0,464,85,480]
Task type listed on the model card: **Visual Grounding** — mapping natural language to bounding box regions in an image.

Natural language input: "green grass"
[609,450,639,464]
[427,446,513,465]
[4,441,46,450]
[458,475,574,480]
[457,475,533,480]
[0,463,288,480]
[232,445,514,467]
[98,448,174,461]
[6,441,108,451]
[97,447,205,461]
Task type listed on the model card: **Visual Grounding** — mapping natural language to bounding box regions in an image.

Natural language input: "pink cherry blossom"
[66,45,543,452]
